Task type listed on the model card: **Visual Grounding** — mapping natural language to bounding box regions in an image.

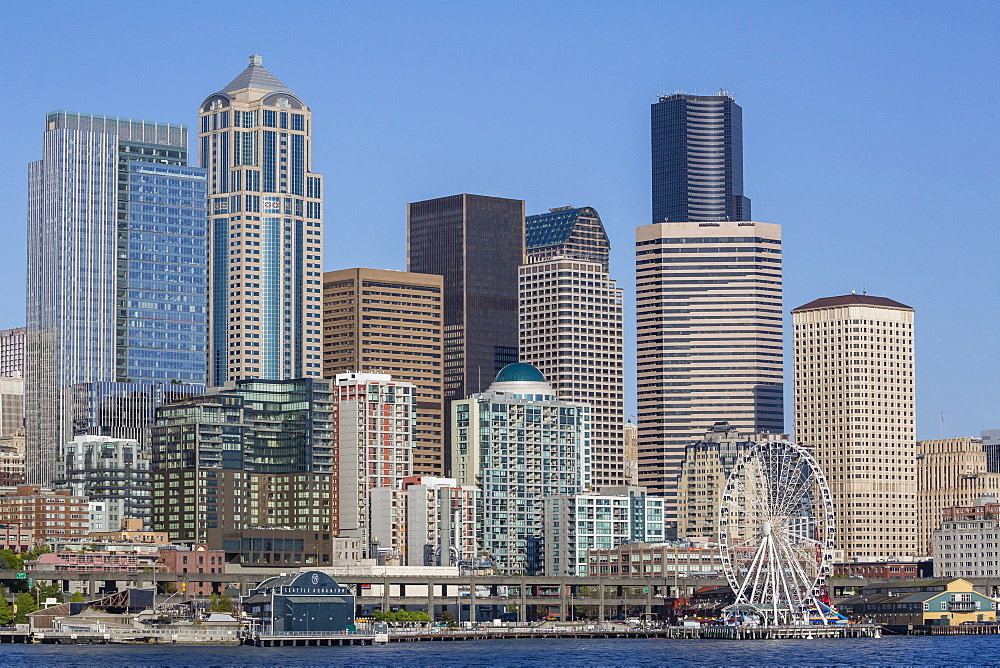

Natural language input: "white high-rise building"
[333,372,414,556]
[453,363,590,574]
[370,476,479,567]
[792,294,918,561]
[541,487,665,576]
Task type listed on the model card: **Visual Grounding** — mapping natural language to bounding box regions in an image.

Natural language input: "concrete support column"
[598,582,606,623]
[426,581,436,621]
[469,577,476,624]
[381,575,390,612]
[518,579,527,624]
[560,583,568,622]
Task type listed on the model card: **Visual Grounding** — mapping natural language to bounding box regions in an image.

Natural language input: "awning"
[282,596,349,605]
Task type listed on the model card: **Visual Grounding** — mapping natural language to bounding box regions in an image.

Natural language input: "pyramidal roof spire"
[220,55,293,94]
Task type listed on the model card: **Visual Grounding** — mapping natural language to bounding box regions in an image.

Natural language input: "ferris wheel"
[718,439,836,626]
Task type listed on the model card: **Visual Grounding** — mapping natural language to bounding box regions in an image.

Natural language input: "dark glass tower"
[407,194,524,468]
[651,92,750,224]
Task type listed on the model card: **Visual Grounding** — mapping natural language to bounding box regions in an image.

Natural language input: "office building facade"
[199,55,324,385]
[792,294,918,560]
[322,268,444,475]
[521,206,625,487]
[525,206,611,271]
[675,423,788,540]
[453,363,590,574]
[982,429,1000,473]
[519,258,624,487]
[27,111,208,485]
[407,194,524,463]
[635,221,783,515]
[651,92,750,224]
[915,437,1000,556]
[0,328,25,378]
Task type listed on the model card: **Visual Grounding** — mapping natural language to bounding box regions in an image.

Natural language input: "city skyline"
[0,2,996,441]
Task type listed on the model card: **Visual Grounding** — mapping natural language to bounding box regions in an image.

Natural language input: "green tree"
[33,581,63,605]
[13,592,37,624]
[209,593,233,613]
[69,591,85,603]
[23,545,51,561]
[0,549,22,571]
[0,585,12,625]
[439,610,456,626]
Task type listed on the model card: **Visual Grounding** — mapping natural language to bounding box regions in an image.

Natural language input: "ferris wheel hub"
[761,521,772,537]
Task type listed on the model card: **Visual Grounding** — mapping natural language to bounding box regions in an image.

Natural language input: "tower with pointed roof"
[199,55,324,385]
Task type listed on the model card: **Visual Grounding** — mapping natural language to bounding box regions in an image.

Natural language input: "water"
[0,636,995,667]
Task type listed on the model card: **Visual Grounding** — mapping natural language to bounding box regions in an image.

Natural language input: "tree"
[439,610,456,626]
[0,549,22,571]
[0,586,12,626]
[70,591,85,603]
[23,545,51,561]
[209,594,233,613]
[13,592,37,624]
[33,581,63,605]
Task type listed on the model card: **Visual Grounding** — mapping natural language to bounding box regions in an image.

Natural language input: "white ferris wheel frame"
[718,439,836,626]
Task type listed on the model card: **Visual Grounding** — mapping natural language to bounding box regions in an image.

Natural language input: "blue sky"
[1,1,996,440]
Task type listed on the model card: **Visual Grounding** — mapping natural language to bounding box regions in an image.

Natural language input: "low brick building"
[157,544,227,596]
[0,485,88,542]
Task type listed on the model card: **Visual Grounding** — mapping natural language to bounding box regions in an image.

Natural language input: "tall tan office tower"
[635,221,783,521]
[521,207,624,487]
[322,268,445,475]
[199,55,324,384]
[792,294,918,560]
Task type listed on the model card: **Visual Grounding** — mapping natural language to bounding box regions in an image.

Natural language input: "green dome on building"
[494,363,546,384]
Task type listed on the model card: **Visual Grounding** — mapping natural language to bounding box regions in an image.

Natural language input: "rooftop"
[792,293,913,312]
[494,363,546,384]
[220,55,293,94]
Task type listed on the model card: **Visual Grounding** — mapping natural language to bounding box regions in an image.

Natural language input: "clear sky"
[1,1,996,440]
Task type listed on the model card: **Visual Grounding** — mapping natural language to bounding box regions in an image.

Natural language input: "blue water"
[0,636,996,667]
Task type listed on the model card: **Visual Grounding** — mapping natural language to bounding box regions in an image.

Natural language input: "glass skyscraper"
[651,92,750,224]
[198,55,324,385]
[26,111,208,485]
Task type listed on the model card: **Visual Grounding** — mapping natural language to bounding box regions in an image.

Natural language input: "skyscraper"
[0,327,25,378]
[792,294,918,560]
[651,92,750,224]
[635,221,783,518]
[407,194,524,464]
[332,372,415,556]
[525,206,611,270]
[521,206,624,487]
[199,55,324,385]
[452,363,590,574]
[27,111,208,485]
[322,268,444,475]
